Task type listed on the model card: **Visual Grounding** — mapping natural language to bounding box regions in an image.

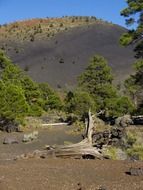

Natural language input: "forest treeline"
[0,0,143,126]
[0,50,142,126]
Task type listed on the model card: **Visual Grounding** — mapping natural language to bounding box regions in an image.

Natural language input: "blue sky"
[0,0,128,27]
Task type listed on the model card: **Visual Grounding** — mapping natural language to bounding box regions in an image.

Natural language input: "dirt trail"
[0,126,82,160]
[0,159,143,190]
[0,126,143,190]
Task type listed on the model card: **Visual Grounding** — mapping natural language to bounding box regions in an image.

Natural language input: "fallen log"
[41,122,68,126]
[42,110,104,159]
[15,110,104,160]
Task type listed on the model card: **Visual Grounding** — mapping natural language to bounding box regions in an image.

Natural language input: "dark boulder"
[127,167,143,176]
[132,116,143,125]
[111,128,125,139]
[92,128,126,148]
[0,118,19,132]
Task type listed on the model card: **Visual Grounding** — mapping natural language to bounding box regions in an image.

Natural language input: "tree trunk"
[17,110,104,160]
[43,110,104,159]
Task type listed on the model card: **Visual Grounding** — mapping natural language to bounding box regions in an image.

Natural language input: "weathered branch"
[16,110,104,160]
[43,110,104,159]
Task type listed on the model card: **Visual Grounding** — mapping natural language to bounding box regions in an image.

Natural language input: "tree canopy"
[78,55,117,111]
[70,55,134,118]
[121,1,143,113]
[124,59,143,112]
[0,81,30,122]
[0,51,63,123]
[65,89,96,118]
[120,0,143,58]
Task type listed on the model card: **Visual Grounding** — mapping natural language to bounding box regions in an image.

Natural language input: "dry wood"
[43,110,103,159]
[16,110,104,160]
[41,123,68,126]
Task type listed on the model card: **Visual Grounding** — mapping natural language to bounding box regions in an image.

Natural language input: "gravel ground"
[0,159,143,190]
[0,126,143,190]
[0,126,82,160]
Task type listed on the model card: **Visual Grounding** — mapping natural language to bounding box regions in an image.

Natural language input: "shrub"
[105,96,134,117]
[103,146,118,160]
[30,35,35,42]
[39,83,63,111]
[125,128,143,160]
[49,23,53,27]
[0,81,30,122]
[127,145,143,160]
[60,23,64,27]
[0,52,61,122]
[126,130,137,146]
[65,89,96,119]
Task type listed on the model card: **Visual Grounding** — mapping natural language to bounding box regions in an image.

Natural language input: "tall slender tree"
[120,0,143,58]
[121,1,143,112]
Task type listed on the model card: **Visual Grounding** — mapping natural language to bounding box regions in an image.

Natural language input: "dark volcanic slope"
[6,22,135,88]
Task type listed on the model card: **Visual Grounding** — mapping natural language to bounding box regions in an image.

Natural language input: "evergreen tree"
[39,83,63,111]
[105,96,134,117]
[0,51,63,122]
[120,0,143,58]
[124,59,143,112]
[0,81,29,122]
[78,55,116,111]
[78,55,134,117]
[65,89,96,118]
[121,1,143,113]
[1,60,43,116]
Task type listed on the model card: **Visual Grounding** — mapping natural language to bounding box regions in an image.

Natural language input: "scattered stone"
[0,118,20,132]
[22,131,39,142]
[44,145,54,150]
[132,115,143,125]
[82,154,95,159]
[97,186,107,190]
[77,182,84,190]
[3,137,19,144]
[115,115,133,128]
[14,150,49,160]
[127,167,143,176]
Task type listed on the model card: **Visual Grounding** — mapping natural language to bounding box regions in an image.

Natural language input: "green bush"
[78,55,115,111]
[127,145,143,160]
[0,81,29,122]
[125,128,143,160]
[39,83,63,111]
[0,51,62,123]
[65,89,96,118]
[105,96,134,117]
[126,130,137,146]
[78,55,134,117]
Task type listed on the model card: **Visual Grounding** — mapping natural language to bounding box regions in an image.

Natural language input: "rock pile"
[92,128,125,148]
[0,118,19,132]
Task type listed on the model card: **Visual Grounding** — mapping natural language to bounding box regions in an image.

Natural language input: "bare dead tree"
[16,110,104,160]
[43,110,103,159]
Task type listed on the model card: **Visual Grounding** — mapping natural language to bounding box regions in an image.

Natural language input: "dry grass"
[126,126,143,160]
